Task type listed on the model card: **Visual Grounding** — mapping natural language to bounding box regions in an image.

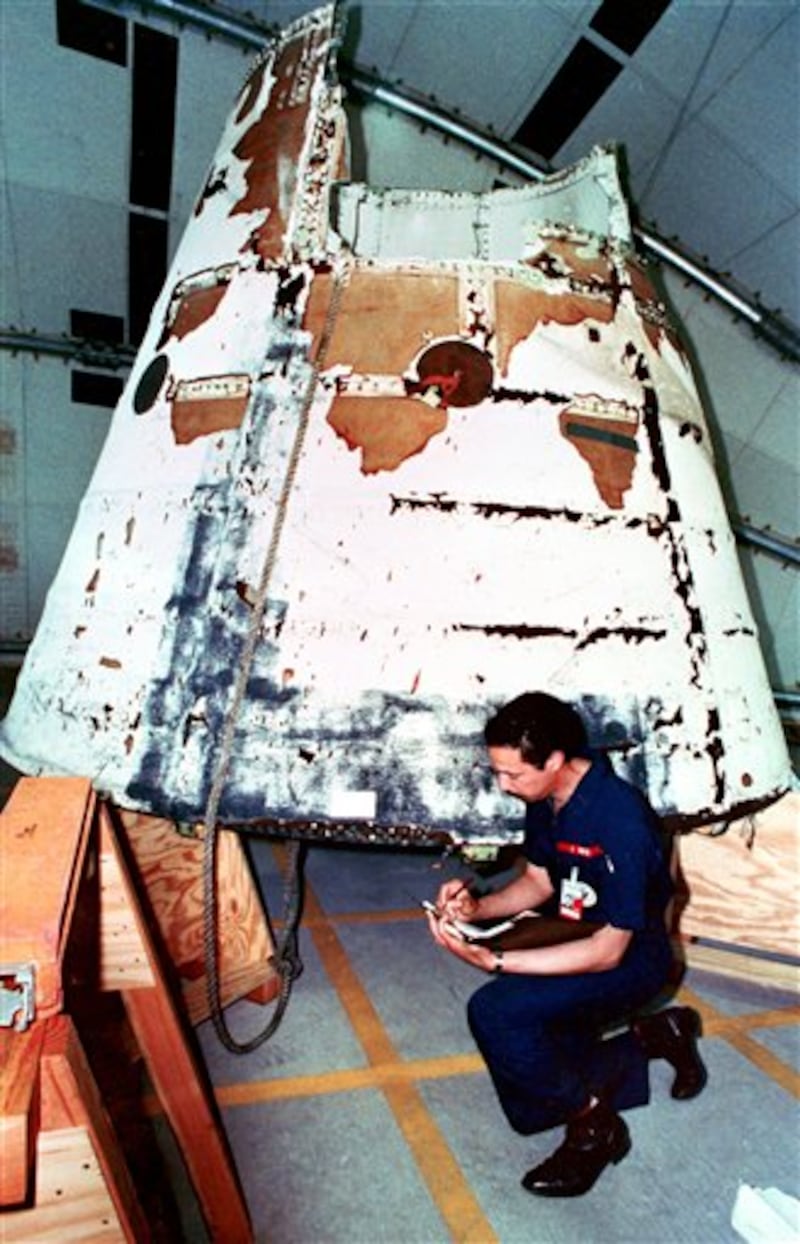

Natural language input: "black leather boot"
[521,1099,631,1197]
[632,1006,707,1100]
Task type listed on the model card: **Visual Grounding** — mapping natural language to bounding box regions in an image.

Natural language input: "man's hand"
[426,907,495,972]
[435,878,479,923]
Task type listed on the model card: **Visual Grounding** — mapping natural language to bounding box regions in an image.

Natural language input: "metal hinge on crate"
[0,964,35,1032]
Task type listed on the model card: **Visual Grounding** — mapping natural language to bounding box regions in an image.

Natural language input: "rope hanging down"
[202,256,350,1053]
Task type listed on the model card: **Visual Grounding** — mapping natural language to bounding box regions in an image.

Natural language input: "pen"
[421,881,473,918]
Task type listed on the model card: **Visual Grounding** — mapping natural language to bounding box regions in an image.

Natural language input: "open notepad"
[446,910,602,951]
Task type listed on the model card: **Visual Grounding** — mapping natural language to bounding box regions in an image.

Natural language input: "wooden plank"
[98,832,155,993]
[0,778,95,1017]
[98,806,253,1243]
[0,1023,46,1207]
[2,1127,129,1243]
[677,791,800,959]
[118,810,278,1024]
[38,1016,149,1242]
[679,938,800,992]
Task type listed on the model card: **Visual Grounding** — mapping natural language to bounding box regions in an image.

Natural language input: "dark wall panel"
[513,39,623,161]
[130,24,178,211]
[71,371,125,408]
[590,0,672,56]
[56,0,127,66]
[70,309,125,344]
[129,213,168,345]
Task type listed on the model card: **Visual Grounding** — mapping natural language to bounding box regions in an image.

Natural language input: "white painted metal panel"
[0,5,791,845]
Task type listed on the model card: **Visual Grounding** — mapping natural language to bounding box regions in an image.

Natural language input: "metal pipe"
[83,0,272,45]
[735,523,800,567]
[0,328,136,369]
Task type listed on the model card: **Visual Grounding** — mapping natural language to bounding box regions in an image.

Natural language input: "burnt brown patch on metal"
[232,25,329,261]
[625,259,683,355]
[527,237,615,287]
[169,285,227,341]
[327,396,448,473]
[494,278,615,377]
[170,375,251,445]
[559,400,640,509]
[235,59,267,125]
[304,270,459,373]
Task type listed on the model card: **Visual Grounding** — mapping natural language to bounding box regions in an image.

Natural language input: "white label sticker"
[328,790,377,820]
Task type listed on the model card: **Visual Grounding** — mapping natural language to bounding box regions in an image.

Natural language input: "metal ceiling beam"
[0,328,136,368]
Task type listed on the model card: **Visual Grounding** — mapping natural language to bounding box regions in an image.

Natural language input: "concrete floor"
[165,836,799,1244]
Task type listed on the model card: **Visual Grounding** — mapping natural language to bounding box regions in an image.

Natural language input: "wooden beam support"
[0,777,95,1018]
[98,804,253,1244]
[0,1024,45,1207]
[3,1015,148,1241]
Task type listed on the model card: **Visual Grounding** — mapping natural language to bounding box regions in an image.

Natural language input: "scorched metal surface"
[0,4,791,844]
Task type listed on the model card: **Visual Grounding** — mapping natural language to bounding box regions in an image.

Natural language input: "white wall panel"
[1,1,130,203]
[699,9,798,204]
[739,553,798,693]
[1,186,128,328]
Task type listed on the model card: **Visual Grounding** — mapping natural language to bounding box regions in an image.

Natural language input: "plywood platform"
[677,790,799,959]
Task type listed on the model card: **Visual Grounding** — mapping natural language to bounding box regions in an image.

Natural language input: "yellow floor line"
[281,848,499,1244]
[677,982,800,1095]
[724,1030,800,1098]
[216,1052,486,1108]
[215,868,798,1239]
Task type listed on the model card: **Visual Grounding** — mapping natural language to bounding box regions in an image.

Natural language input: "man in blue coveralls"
[427,691,707,1197]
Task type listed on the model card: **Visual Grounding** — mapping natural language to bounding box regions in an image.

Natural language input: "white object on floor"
[731,1184,800,1243]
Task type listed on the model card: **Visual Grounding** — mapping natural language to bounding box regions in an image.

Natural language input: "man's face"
[487,745,560,803]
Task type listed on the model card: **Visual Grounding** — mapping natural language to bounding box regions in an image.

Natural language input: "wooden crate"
[115,811,279,1024]
[676,790,800,960]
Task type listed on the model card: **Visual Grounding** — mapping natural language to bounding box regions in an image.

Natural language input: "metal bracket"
[0,964,36,1032]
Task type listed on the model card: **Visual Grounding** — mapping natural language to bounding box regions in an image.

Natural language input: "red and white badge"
[559,866,598,921]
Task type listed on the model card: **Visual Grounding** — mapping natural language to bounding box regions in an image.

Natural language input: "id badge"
[559,866,585,921]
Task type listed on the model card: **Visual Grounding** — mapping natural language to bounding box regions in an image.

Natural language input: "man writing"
[427,691,706,1197]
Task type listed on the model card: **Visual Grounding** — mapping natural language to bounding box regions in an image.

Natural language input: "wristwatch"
[492,948,504,974]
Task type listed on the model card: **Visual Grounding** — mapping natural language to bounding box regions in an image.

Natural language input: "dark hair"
[484,692,587,767]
